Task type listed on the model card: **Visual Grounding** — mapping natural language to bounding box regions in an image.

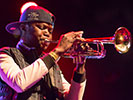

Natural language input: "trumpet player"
[0,4,87,100]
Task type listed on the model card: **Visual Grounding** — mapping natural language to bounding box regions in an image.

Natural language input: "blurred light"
[21,2,38,14]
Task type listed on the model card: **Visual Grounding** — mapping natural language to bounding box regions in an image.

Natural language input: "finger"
[70,31,84,42]
[76,37,85,41]
[72,31,84,38]
[74,31,84,35]
[74,56,86,64]
[64,31,83,38]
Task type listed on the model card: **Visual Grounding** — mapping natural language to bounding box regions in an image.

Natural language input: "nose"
[42,29,51,37]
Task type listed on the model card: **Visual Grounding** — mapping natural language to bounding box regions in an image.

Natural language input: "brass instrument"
[46,27,132,59]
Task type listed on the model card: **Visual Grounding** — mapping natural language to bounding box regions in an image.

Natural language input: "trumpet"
[46,27,132,59]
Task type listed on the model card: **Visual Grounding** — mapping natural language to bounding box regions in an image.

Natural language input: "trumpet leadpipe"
[44,39,58,43]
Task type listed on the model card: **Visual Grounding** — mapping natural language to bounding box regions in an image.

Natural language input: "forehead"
[29,22,53,29]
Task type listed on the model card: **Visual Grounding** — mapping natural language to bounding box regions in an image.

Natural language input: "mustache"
[40,38,57,43]
[40,38,50,42]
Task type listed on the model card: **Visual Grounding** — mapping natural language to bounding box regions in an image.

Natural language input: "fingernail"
[80,31,84,33]
[79,33,82,37]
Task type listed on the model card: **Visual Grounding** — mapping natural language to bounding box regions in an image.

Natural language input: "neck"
[16,40,44,56]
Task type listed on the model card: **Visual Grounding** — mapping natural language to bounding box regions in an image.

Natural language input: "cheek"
[49,34,52,40]
[30,29,42,41]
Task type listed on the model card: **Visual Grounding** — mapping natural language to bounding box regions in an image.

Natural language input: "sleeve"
[0,53,55,93]
[60,71,86,100]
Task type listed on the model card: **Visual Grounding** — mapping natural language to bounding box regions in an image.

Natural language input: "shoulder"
[0,47,11,55]
[0,47,10,51]
[0,47,19,56]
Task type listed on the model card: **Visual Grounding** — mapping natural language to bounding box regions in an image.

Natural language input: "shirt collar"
[16,40,36,51]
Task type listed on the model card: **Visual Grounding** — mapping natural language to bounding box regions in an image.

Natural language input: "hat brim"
[6,21,25,36]
[6,20,54,36]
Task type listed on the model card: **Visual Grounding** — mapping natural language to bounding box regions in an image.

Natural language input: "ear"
[19,24,30,39]
[19,23,30,37]
[19,24,26,32]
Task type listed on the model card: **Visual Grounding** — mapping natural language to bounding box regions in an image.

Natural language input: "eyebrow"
[36,23,53,29]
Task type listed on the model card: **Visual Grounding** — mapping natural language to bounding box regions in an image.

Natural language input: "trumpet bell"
[114,27,132,54]
[62,27,132,60]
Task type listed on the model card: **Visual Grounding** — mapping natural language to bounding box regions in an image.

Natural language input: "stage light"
[20,2,38,14]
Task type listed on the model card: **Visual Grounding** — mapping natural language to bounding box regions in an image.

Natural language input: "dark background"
[0,0,133,100]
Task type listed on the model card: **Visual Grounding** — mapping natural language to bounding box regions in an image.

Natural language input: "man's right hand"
[53,31,84,56]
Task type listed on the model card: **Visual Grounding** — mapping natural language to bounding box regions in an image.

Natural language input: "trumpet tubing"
[47,27,132,59]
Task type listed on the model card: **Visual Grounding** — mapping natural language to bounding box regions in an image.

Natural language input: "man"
[0,5,86,100]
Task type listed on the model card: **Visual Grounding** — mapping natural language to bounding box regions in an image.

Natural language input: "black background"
[0,0,133,100]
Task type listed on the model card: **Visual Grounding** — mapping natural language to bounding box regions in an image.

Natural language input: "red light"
[20,2,38,14]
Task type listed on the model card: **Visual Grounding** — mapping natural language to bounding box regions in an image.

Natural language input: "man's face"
[22,22,53,50]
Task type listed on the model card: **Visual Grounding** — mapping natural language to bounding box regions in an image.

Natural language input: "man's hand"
[74,56,86,74]
[53,31,84,56]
